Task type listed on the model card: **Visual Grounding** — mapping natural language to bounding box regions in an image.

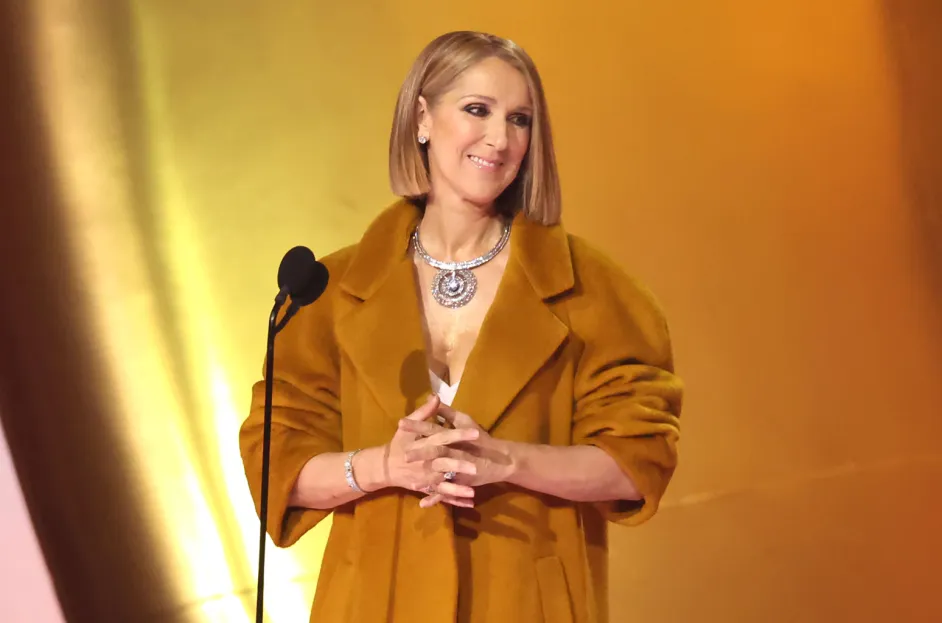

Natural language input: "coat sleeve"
[239,287,343,548]
[570,247,684,527]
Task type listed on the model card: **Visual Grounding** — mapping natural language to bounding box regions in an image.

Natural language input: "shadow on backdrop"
[883,0,942,299]
[0,1,176,621]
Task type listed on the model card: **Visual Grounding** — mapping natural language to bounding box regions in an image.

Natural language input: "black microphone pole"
[256,287,289,623]
[254,245,328,623]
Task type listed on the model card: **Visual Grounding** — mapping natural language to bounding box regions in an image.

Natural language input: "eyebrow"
[460,93,533,112]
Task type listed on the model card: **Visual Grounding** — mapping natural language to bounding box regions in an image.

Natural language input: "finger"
[438,494,475,509]
[402,429,478,462]
[414,479,437,493]
[412,426,479,451]
[435,481,475,498]
[402,445,446,463]
[419,493,442,508]
[405,395,441,421]
[436,404,478,428]
[429,457,477,477]
[435,404,456,425]
[398,418,448,437]
[419,492,475,509]
[403,435,477,463]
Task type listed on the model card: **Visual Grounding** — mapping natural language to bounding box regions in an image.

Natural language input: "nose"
[485,118,509,151]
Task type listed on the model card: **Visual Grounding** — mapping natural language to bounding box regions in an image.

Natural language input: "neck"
[418,196,504,262]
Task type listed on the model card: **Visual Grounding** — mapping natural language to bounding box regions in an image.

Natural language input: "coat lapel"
[334,199,576,432]
[335,201,430,428]
[451,211,574,431]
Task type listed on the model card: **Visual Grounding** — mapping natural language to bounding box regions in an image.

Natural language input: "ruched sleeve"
[570,245,683,526]
[239,289,343,547]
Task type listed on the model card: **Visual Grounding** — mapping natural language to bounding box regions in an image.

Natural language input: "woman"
[239,30,683,623]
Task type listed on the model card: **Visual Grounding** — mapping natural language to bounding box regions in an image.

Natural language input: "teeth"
[469,155,497,168]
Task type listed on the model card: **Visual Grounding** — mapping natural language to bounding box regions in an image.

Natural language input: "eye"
[509,113,532,128]
[463,103,489,117]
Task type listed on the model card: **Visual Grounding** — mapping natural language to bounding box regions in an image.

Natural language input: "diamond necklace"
[412,221,511,309]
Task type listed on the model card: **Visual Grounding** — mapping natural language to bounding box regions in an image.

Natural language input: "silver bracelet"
[344,449,364,493]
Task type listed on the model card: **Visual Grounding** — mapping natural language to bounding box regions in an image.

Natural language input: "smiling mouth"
[468,155,499,169]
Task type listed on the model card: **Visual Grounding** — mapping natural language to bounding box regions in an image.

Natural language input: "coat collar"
[335,199,574,434]
[339,199,574,301]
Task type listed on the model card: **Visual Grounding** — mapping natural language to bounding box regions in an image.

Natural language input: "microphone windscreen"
[277,246,329,307]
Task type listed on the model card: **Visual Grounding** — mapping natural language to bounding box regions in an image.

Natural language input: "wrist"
[499,439,525,485]
[352,445,389,493]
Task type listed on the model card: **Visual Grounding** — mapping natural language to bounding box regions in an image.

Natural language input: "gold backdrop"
[2,1,941,622]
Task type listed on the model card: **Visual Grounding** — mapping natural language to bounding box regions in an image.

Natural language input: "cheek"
[455,122,487,151]
[508,131,531,165]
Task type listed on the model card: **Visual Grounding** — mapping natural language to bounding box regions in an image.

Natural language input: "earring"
[417,135,428,144]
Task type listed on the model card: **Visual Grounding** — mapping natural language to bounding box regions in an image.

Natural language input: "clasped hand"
[383,395,513,508]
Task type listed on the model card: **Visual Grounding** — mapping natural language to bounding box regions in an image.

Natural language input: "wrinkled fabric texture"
[239,199,683,623]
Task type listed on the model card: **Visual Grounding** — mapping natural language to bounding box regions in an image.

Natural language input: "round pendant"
[431,269,477,308]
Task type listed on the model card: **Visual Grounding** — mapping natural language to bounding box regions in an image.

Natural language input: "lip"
[468,154,501,169]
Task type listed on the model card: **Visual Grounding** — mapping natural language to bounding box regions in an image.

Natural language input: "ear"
[416,94,432,137]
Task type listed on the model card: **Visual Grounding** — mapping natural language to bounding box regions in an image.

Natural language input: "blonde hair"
[389,31,561,226]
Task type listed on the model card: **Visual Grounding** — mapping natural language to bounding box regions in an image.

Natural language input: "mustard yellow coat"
[239,200,683,623]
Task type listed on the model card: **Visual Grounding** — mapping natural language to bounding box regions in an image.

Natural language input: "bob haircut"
[389,31,561,226]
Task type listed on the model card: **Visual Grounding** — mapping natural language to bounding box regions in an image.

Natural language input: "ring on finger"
[423,485,435,494]
[443,471,457,482]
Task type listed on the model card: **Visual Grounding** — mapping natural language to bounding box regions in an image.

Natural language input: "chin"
[457,184,513,210]
[459,194,503,211]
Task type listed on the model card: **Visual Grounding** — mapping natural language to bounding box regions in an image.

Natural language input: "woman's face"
[419,56,533,210]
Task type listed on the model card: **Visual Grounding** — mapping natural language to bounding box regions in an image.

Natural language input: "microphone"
[256,246,329,623]
[273,246,330,333]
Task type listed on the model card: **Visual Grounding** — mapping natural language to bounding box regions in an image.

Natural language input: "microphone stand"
[256,288,292,623]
